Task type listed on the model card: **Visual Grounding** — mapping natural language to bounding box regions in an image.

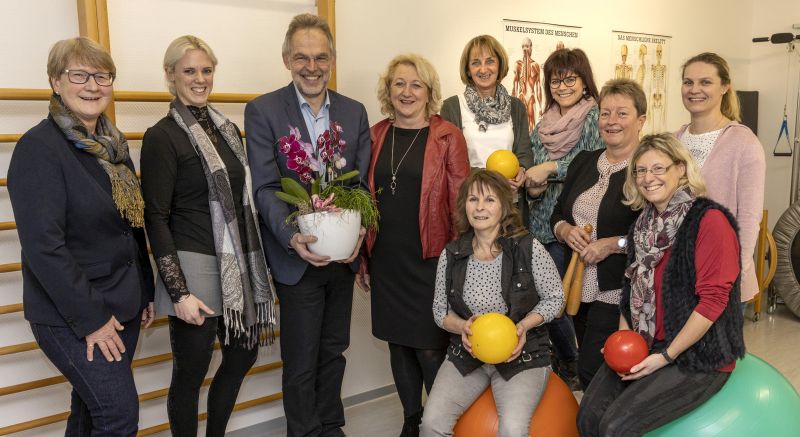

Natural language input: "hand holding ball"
[603,330,649,374]
[485,150,519,180]
[468,313,518,364]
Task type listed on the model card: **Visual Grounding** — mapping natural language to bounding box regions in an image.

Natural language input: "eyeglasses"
[290,54,331,68]
[633,163,676,178]
[63,69,115,86]
[549,76,578,88]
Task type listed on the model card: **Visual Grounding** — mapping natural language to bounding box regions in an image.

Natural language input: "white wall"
[2,0,797,435]
[747,0,800,228]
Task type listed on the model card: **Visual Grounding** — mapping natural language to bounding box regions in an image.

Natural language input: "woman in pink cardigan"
[676,52,765,309]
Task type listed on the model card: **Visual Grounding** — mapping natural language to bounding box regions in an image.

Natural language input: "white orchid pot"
[296,209,361,261]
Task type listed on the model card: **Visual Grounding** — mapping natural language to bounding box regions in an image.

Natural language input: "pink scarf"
[539,97,595,160]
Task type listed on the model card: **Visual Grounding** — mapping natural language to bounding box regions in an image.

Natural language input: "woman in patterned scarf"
[7,37,154,435]
[140,35,277,437]
[577,133,744,436]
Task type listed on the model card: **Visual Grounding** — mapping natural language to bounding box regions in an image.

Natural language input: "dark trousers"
[574,301,620,389]
[277,263,354,437]
[578,362,730,437]
[543,242,579,363]
[31,316,142,437]
[388,343,446,419]
[167,316,258,437]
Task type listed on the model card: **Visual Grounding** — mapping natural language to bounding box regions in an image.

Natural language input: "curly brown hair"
[455,169,528,240]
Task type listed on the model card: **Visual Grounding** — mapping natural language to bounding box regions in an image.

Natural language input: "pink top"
[676,122,766,301]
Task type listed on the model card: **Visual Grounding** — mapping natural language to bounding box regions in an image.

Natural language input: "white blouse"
[458,94,514,168]
[680,128,723,169]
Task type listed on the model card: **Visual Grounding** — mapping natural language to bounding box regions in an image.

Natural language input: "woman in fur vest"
[577,133,745,437]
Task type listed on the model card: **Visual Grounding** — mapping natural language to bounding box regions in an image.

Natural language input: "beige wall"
[2,0,797,434]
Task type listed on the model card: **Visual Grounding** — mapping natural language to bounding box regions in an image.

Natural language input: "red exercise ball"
[603,330,649,374]
[453,371,579,437]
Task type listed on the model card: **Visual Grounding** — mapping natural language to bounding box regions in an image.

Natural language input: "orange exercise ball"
[453,372,579,437]
[486,150,520,179]
[469,313,518,364]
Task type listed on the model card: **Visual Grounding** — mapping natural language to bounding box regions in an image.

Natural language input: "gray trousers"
[420,359,549,437]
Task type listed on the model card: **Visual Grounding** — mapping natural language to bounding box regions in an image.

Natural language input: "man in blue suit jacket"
[245,13,370,437]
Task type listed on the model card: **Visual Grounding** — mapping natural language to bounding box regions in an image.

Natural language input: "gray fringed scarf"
[169,99,276,347]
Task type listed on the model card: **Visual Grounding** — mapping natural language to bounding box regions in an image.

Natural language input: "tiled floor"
[262,303,800,437]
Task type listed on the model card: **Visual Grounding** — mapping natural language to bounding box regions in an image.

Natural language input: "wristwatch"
[617,236,627,253]
[661,349,675,364]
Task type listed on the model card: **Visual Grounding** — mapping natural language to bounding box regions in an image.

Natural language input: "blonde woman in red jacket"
[357,53,470,437]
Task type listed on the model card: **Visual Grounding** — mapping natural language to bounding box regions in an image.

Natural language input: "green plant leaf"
[311,178,321,196]
[275,192,307,207]
[330,170,359,183]
[281,177,310,202]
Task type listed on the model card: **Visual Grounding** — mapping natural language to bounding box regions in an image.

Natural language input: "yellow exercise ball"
[485,150,519,179]
[469,313,518,364]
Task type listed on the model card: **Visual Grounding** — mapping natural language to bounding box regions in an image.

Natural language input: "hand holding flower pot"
[275,122,379,261]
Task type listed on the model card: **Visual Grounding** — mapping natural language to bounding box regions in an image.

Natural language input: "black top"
[550,149,641,291]
[141,107,246,259]
[370,126,448,349]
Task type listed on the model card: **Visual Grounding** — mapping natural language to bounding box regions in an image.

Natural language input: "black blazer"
[245,83,371,285]
[550,149,640,291]
[7,117,154,338]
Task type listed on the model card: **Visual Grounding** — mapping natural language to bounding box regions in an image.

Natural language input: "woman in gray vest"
[420,170,564,437]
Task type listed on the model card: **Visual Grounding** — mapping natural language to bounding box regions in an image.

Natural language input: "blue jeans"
[544,242,578,362]
[31,316,141,437]
[421,360,549,437]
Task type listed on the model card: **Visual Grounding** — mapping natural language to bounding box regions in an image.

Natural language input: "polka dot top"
[680,128,723,169]
[432,238,564,327]
[569,151,627,305]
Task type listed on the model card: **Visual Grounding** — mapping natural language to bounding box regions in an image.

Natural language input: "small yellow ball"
[485,150,520,179]
[469,313,518,364]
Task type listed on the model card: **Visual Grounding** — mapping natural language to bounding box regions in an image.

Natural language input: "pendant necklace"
[390,125,423,195]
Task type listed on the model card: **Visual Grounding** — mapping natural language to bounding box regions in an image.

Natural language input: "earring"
[582,88,588,96]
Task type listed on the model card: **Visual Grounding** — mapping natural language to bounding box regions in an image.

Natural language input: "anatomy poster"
[611,31,672,134]
[502,20,582,131]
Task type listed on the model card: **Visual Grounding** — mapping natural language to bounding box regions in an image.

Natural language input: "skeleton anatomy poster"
[502,20,582,131]
[611,31,672,134]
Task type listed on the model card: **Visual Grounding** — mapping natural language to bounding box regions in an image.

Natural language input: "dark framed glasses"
[63,69,115,86]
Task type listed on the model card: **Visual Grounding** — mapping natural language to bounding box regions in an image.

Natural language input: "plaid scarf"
[169,99,276,347]
[49,94,144,227]
[625,187,695,346]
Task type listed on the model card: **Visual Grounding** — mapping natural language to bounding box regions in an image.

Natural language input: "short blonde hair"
[599,78,647,116]
[458,35,509,86]
[623,133,706,210]
[163,35,218,96]
[47,37,115,87]
[377,54,442,120]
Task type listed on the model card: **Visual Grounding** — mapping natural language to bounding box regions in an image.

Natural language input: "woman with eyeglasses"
[549,79,645,389]
[7,37,154,435]
[675,52,765,313]
[578,133,744,436]
[524,48,604,389]
[140,35,277,436]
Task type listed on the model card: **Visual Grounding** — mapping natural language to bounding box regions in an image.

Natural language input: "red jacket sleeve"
[693,209,740,321]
